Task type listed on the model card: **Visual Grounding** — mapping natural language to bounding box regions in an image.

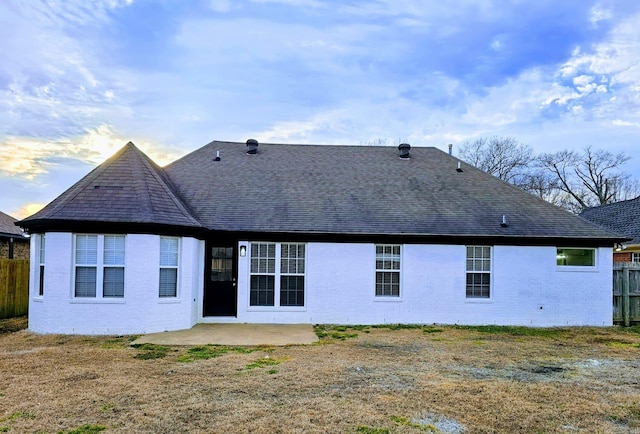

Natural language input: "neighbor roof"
[0,211,27,239]
[19,140,621,244]
[19,142,203,234]
[581,197,640,245]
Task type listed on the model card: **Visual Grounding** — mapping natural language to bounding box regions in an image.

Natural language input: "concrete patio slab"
[132,323,318,346]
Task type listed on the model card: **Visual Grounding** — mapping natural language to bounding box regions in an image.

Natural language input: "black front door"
[204,244,237,316]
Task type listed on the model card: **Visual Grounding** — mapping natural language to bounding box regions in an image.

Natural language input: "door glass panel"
[211,247,233,281]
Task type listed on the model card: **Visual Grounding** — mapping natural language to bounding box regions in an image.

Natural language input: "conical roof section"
[19,142,202,231]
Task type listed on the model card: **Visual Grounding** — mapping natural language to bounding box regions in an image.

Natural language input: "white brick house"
[18,141,621,334]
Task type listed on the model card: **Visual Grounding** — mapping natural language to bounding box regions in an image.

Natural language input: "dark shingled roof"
[19,142,202,232]
[164,141,618,242]
[580,197,640,245]
[0,211,26,239]
[19,140,621,244]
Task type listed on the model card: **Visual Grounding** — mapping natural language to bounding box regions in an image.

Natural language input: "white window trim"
[279,243,306,308]
[631,252,640,263]
[556,247,598,272]
[374,244,403,301]
[33,234,45,299]
[71,234,126,301]
[159,236,180,300]
[465,245,493,303]
[247,242,307,311]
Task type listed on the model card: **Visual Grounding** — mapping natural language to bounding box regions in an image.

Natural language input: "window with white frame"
[280,243,305,306]
[37,234,45,296]
[74,234,125,298]
[249,242,305,307]
[632,252,640,263]
[556,248,595,267]
[250,243,276,306]
[375,245,401,297]
[159,236,179,297]
[466,246,491,299]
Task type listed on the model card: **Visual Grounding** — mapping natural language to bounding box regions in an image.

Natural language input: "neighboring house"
[0,211,29,259]
[18,140,622,334]
[581,197,640,263]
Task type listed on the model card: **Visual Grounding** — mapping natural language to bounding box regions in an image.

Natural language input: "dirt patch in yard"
[1,323,640,433]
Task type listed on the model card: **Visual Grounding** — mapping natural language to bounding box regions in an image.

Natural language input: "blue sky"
[2,0,640,219]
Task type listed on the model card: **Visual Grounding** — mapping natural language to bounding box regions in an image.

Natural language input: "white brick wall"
[28,233,203,335]
[30,237,613,334]
[225,242,612,327]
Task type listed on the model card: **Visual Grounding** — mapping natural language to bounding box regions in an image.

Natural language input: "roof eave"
[205,229,625,246]
[16,219,208,239]
[0,232,29,240]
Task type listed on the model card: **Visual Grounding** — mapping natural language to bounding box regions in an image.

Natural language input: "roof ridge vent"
[246,139,259,155]
[398,143,411,159]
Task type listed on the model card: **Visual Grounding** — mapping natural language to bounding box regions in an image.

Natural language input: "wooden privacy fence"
[613,262,640,326]
[0,259,29,319]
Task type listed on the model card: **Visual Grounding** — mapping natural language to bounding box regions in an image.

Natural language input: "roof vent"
[501,215,508,227]
[448,144,453,155]
[214,151,221,161]
[456,161,463,172]
[398,143,411,159]
[246,139,259,155]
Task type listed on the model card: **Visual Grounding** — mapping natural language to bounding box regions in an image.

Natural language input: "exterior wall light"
[239,245,247,257]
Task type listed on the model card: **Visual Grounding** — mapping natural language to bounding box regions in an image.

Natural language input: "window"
[37,234,45,296]
[280,244,305,306]
[211,247,233,282]
[556,248,595,267]
[160,237,179,297]
[466,246,491,299]
[249,242,305,307]
[375,245,400,297]
[632,252,640,263]
[103,235,125,297]
[250,243,276,306]
[74,234,125,298]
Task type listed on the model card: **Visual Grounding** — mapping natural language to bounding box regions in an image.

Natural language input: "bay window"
[74,234,125,298]
[159,236,179,297]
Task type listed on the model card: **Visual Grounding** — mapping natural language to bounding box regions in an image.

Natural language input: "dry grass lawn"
[1,318,640,433]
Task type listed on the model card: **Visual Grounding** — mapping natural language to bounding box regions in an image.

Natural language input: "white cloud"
[490,37,504,51]
[208,0,233,13]
[0,125,179,180]
[257,108,352,143]
[249,0,325,8]
[613,119,640,127]
[8,0,132,26]
[0,1,138,141]
[555,11,640,122]
[11,203,47,220]
[573,75,593,87]
[590,4,613,25]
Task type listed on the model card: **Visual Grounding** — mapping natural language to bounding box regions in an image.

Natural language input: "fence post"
[623,263,630,327]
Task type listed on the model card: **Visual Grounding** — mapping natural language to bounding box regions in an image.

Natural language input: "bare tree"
[458,137,638,213]
[518,168,564,204]
[459,136,533,186]
[538,146,635,213]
